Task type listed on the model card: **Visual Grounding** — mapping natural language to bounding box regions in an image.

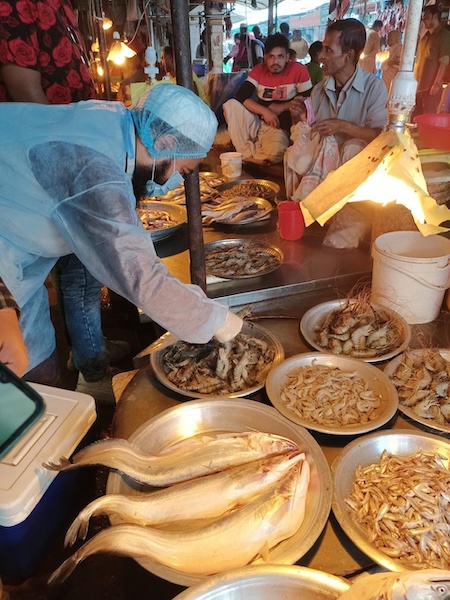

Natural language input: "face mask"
[145,170,184,197]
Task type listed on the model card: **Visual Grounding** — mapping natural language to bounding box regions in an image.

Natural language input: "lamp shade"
[107,32,136,64]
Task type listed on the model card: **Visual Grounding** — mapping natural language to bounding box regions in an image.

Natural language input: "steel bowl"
[204,239,283,279]
[331,429,450,572]
[300,299,412,363]
[137,201,187,242]
[150,322,284,400]
[199,172,227,187]
[107,398,332,586]
[171,565,350,599]
[266,352,398,435]
[383,349,450,434]
[216,179,280,203]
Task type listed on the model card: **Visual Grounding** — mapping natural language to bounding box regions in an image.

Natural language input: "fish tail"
[65,514,89,547]
[47,554,80,585]
[42,457,72,471]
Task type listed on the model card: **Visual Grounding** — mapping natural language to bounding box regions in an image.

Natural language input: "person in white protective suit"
[0,84,243,385]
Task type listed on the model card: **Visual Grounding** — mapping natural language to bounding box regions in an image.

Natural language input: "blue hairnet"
[131,84,218,159]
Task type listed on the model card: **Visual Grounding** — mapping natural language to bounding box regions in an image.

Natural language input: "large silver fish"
[65,450,305,546]
[337,570,450,600]
[49,459,310,583]
[44,431,299,486]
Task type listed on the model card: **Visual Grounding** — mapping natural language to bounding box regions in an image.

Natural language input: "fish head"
[391,571,450,600]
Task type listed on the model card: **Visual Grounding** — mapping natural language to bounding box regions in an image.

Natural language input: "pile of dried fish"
[345,449,450,569]
[280,364,382,426]
[315,299,402,359]
[162,333,276,394]
[388,349,450,424]
[138,208,178,230]
[205,242,281,278]
[202,197,272,225]
[220,181,276,200]
[46,431,310,582]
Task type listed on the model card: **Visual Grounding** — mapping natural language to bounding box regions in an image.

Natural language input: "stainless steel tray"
[266,352,399,436]
[217,179,280,203]
[331,429,450,572]
[137,201,187,242]
[199,171,227,187]
[171,565,350,599]
[300,299,412,363]
[150,322,284,400]
[384,348,450,434]
[107,399,333,587]
[204,238,283,279]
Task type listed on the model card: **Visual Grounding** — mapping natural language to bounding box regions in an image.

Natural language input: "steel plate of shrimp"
[301,298,411,363]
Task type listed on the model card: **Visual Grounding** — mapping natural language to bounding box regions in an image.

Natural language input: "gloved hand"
[214,311,243,343]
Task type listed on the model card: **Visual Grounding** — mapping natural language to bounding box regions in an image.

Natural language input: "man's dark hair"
[264,32,290,53]
[280,22,290,35]
[373,19,383,28]
[309,40,323,61]
[423,4,441,18]
[326,18,366,62]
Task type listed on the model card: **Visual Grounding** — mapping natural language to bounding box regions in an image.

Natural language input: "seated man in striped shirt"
[223,33,312,165]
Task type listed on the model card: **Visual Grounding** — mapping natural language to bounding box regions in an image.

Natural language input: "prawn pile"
[387,349,450,425]
[46,431,310,583]
[345,450,450,570]
[280,364,382,427]
[138,208,178,230]
[205,241,281,278]
[162,333,276,394]
[315,299,403,359]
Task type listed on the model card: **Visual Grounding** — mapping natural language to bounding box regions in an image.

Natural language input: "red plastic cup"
[277,201,305,241]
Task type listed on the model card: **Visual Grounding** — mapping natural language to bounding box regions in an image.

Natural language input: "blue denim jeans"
[52,255,108,381]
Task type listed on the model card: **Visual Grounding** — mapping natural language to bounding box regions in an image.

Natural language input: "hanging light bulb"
[102,17,113,30]
[91,39,100,53]
[107,32,136,65]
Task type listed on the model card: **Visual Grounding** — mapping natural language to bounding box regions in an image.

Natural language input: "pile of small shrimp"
[315,298,402,359]
[388,349,450,424]
[280,364,382,426]
[345,450,450,569]
[162,333,276,394]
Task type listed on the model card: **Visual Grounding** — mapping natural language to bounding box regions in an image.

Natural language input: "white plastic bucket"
[371,231,450,324]
[220,152,242,179]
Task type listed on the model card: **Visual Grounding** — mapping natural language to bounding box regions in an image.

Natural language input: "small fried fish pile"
[345,450,450,570]
[162,333,276,394]
[202,196,272,225]
[138,208,178,230]
[315,299,402,359]
[220,181,275,200]
[46,431,310,583]
[388,349,450,424]
[280,364,382,426]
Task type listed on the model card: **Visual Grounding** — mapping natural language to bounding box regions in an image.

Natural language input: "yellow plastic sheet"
[300,129,450,236]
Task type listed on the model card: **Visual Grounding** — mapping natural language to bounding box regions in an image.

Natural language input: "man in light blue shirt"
[0,85,243,381]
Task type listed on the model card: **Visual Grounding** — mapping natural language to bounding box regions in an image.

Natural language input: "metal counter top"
[145,216,373,316]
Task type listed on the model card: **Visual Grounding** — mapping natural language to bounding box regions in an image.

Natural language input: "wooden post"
[170,0,207,291]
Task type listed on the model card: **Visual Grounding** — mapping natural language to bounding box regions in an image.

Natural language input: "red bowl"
[414,113,450,151]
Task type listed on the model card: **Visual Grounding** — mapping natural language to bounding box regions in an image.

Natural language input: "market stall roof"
[189,0,329,24]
